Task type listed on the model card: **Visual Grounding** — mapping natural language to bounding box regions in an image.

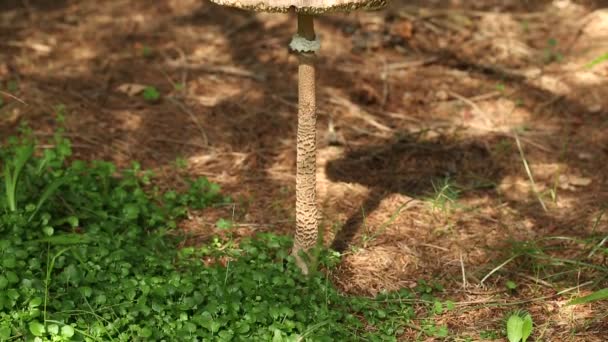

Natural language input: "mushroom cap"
[208,0,388,14]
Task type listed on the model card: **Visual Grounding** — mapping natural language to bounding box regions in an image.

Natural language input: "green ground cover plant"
[0,117,441,341]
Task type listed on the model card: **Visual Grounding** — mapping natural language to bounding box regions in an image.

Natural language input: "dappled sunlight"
[189,79,250,107]
[530,74,573,96]
[475,12,536,62]
[585,211,608,234]
[497,162,596,216]
[113,109,144,131]
[438,97,534,135]
[68,44,99,63]
[337,243,419,294]
[556,298,599,330]
[188,151,248,172]
[167,0,201,16]
[317,146,370,201]
[582,9,608,40]
[568,70,607,88]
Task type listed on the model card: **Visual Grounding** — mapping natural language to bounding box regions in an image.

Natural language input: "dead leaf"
[6,41,52,54]
[569,176,592,187]
[116,84,147,97]
[558,174,592,190]
[577,152,593,160]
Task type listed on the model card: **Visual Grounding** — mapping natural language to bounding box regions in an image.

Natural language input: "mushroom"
[207,0,388,274]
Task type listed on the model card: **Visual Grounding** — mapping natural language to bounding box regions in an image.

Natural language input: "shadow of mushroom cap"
[207,0,389,14]
[326,137,502,197]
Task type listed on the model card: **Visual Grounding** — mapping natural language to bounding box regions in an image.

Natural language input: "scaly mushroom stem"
[292,13,318,275]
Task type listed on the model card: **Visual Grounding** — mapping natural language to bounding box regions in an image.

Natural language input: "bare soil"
[1,0,607,340]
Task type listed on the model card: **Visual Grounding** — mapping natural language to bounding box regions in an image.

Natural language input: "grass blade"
[567,288,608,306]
[3,165,13,211]
[28,177,66,222]
[514,133,547,212]
[5,145,34,212]
[32,234,93,245]
[585,53,608,69]
[44,246,71,326]
[481,254,520,285]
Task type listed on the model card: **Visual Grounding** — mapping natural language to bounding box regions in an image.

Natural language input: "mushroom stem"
[292,13,318,275]
[297,12,315,40]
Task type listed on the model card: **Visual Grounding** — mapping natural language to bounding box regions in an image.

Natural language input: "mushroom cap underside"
[208,0,389,14]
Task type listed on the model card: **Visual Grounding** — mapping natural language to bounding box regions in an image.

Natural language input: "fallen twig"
[514,133,548,212]
[0,90,27,105]
[329,95,393,133]
[460,252,468,290]
[385,57,439,71]
[456,281,594,308]
[165,59,265,81]
[167,97,209,147]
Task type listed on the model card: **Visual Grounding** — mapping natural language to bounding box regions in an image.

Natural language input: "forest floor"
[1,0,608,340]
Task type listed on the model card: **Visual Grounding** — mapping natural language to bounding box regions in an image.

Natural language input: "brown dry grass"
[1,0,608,340]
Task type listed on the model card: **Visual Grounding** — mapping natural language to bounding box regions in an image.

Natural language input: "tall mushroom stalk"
[291,13,318,275]
[207,0,389,275]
